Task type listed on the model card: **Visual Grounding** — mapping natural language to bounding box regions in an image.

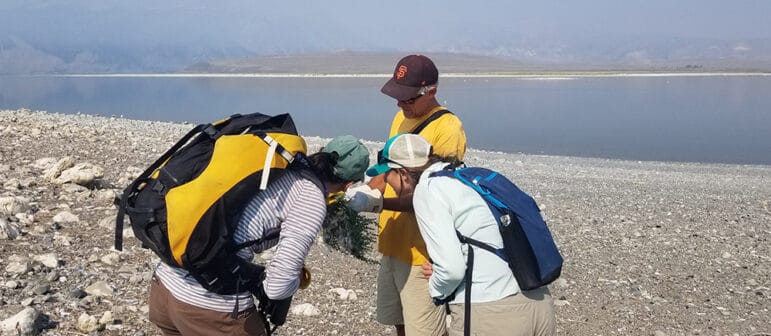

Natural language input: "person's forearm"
[382,194,414,212]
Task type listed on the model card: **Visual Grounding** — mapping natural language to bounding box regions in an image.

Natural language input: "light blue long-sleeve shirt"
[413,162,520,304]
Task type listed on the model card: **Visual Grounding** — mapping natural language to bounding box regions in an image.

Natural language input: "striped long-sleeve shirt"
[155,169,327,312]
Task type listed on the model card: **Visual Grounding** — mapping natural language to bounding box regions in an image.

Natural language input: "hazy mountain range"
[2,1,770,74]
[4,34,770,75]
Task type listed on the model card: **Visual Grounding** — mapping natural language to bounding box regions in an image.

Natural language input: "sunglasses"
[399,85,433,104]
[376,149,405,168]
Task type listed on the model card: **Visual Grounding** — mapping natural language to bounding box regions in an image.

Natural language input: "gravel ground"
[1,109,769,336]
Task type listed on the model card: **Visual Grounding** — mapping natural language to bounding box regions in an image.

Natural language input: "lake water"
[1,74,770,165]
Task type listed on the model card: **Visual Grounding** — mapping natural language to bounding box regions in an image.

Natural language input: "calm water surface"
[1,75,770,165]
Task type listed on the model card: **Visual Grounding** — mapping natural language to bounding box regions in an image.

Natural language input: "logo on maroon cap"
[396,65,408,79]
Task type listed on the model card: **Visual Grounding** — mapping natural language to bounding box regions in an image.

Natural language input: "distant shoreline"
[27,71,771,78]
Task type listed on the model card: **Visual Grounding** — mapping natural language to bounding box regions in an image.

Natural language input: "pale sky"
[2,0,770,72]
[4,0,770,45]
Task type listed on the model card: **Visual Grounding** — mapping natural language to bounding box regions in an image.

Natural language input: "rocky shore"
[1,109,769,336]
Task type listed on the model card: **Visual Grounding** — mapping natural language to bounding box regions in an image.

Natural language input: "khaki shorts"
[448,286,556,336]
[376,256,446,336]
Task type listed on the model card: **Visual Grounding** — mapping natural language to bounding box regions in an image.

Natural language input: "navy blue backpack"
[431,166,563,336]
[431,166,563,290]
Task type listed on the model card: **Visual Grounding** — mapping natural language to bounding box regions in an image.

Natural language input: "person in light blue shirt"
[366,133,555,336]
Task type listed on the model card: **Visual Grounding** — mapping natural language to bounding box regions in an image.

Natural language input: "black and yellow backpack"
[114,112,311,296]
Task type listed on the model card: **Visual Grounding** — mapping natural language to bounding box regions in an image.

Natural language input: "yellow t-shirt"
[378,106,467,265]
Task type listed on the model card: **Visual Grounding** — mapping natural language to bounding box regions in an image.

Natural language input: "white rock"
[85,281,114,297]
[98,311,114,325]
[43,157,75,180]
[14,213,34,226]
[124,166,144,179]
[553,299,571,307]
[0,218,20,240]
[61,183,88,194]
[44,271,59,282]
[329,288,358,301]
[5,280,20,289]
[77,313,100,333]
[93,189,117,204]
[8,254,28,262]
[140,305,150,314]
[33,253,59,268]
[94,189,117,205]
[5,261,31,274]
[0,196,31,216]
[3,178,22,190]
[98,215,115,230]
[32,157,58,170]
[290,303,321,316]
[52,211,79,224]
[54,233,72,246]
[105,324,123,331]
[56,163,104,186]
[1,307,41,336]
[100,253,121,266]
[123,227,134,239]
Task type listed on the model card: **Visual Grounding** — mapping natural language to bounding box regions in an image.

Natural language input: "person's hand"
[345,184,383,213]
[421,262,433,279]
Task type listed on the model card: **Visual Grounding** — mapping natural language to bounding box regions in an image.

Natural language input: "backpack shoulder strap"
[233,226,283,251]
[432,167,507,210]
[456,230,475,336]
[411,109,453,135]
[430,168,510,263]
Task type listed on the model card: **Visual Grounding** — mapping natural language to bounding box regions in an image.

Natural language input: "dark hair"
[307,151,345,184]
[402,154,461,184]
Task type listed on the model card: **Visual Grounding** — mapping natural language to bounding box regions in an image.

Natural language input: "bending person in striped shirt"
[149,135,371,336]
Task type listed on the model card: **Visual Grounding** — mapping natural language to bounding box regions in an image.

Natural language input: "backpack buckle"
[202,124,219,139]
[150,180,167,195]
[500,214,511,227]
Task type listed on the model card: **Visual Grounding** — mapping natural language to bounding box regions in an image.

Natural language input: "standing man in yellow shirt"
[347,54,467,336]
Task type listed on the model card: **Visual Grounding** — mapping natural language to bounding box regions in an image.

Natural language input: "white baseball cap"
[366,133,432,177]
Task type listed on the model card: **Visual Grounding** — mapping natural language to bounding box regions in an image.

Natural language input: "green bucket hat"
[322,135,370,182]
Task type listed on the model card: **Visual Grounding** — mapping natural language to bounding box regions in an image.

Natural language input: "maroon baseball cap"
[381,55,439,101]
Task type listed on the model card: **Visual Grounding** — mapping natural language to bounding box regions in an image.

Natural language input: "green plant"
[322,196,377,262]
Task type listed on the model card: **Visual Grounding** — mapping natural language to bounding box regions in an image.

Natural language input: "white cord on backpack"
[261,138,279,190]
